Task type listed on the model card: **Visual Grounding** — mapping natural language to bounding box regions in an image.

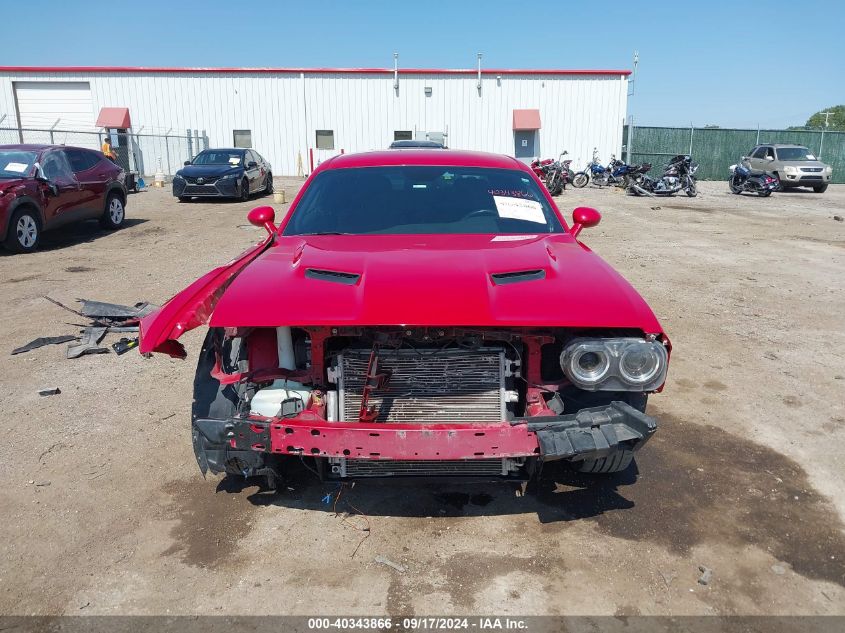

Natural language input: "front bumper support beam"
[192,401,658,474]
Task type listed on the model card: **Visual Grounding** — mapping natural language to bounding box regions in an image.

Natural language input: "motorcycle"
[628,154,698,197]
[572,151,627,188]
[544,151,574,195]
[728,157,779,197]
[530,156,556,184]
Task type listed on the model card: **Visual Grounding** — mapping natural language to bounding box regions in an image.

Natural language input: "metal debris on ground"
[834,215,843,222]
[38,387,61,396]
[43,297,157,359]
[697,565,712,585]
[67,327,109,359]
[112,337,139,355]
[374,555,406,573]
[12,335,78,356]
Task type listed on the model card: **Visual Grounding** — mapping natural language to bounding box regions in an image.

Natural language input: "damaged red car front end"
[141,150,670,482]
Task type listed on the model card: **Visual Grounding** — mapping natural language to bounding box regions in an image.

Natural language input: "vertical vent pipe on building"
[477,52,483,94]
[393,52,399,93]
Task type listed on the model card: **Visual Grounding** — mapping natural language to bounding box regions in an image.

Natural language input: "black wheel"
[99,192,126,229]
[192,329,262,476]
[572,172,589,188]
[240,178,250,202]
[574,449,634,474]
[685,180,697,197]
[813,184,828,193]
[758,189,772,197]
[264,172,274,195]
[728,177,742,194]
[3,206,41,253]
[178,196,190,203]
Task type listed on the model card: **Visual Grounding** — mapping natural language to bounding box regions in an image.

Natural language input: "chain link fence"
[625,125,845,183]
[0,127,208,179]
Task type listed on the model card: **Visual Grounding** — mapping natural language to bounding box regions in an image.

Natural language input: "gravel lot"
[0,179,843,616]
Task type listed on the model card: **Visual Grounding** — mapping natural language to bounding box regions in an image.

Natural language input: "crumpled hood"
[177,164,241,178]
[209,233,663,332]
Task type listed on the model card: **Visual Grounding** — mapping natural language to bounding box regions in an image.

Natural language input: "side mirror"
[247,205,277,235]
[184,160,191,166]
[247,161,258,168]
[570,206,601,238]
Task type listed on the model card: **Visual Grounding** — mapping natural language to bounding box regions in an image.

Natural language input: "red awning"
[96,107,131,129]
[513,109,541,130]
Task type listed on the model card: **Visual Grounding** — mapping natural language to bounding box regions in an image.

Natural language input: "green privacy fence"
[626,125,845,183]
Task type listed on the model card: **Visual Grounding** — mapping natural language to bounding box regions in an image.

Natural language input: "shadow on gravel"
[208,408,845,587]
[32,218,149,251]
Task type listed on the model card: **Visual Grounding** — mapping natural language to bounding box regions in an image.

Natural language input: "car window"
[64,149,101,173]
[192,150,243,166]
[0,150,37,178]
[40,151,75,182]
[766,147,775,159]
[751,147,767,159]
[246,151,258,166]
[284,166,565,236]
[775,147,816,161]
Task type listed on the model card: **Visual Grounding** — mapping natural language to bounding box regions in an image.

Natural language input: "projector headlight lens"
[561,337,668,391]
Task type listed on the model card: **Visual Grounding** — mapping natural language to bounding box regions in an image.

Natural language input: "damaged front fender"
[138,234,275,358]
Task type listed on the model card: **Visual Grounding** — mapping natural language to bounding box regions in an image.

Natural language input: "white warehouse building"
[0,65,630,176]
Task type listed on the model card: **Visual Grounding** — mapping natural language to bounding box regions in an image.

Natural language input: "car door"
[748,146,767,171]
[245,150,261,192]
[253,151,268,187]
[38,150,83,228]
[64,149,106,218]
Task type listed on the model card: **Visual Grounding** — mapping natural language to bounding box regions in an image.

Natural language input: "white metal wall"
[0,70,627,176]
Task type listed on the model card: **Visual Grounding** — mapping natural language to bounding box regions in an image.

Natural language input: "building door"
[514,131,537,164]
[13,81,94,144]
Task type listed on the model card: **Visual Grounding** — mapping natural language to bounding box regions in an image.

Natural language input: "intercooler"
[339,458,508,478]
[336,348,506,423]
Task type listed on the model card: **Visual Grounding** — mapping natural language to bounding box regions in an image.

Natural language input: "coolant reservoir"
[250,380,313,418]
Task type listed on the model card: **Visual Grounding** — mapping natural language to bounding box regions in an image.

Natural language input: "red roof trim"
[0,66,631,77]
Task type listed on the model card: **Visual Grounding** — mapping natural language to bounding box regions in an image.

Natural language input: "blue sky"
[2,0,843,128]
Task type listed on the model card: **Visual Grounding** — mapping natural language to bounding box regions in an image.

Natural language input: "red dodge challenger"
[140,149,670,484]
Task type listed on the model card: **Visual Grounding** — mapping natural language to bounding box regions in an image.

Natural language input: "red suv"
[0,144,127,253]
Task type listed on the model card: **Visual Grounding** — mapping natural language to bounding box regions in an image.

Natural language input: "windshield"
[776,147,816,161]
[284,166,564,236]
[191,150,243,166]
[0,150,37,179]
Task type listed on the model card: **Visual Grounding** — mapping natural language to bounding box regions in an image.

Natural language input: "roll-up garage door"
[13,81,94,143]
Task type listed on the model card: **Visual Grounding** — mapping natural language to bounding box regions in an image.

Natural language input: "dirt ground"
[0,178,843,617]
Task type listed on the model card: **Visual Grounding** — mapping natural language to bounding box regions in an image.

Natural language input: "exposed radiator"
[337,348,505,423]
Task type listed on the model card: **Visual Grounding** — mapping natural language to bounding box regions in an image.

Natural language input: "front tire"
[99,192,126,229]
[574,449,634,474]
[572,172,588,188]
[685,179,697,197]
[729,178,742,194]
[264,172,274,195]
[3,207,41,253]
[240,178,250,202]
[813,184,828,193]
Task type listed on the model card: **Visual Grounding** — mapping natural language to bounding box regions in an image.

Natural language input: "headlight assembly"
[560,338,668,391]
[784,166,797,174]
[220,172,239,180]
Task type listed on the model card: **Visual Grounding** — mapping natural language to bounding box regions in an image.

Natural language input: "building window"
[394,131,412,141]
[233,130,252,148]
[315,130,335,150]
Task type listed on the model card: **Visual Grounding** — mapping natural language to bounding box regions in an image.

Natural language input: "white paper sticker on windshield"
[493,196,545,224]
[228,156,241,165]
[4,162,28,173]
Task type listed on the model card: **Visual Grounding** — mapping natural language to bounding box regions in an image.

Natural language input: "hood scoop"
[490,269,546,285]
[305,268,361,285]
